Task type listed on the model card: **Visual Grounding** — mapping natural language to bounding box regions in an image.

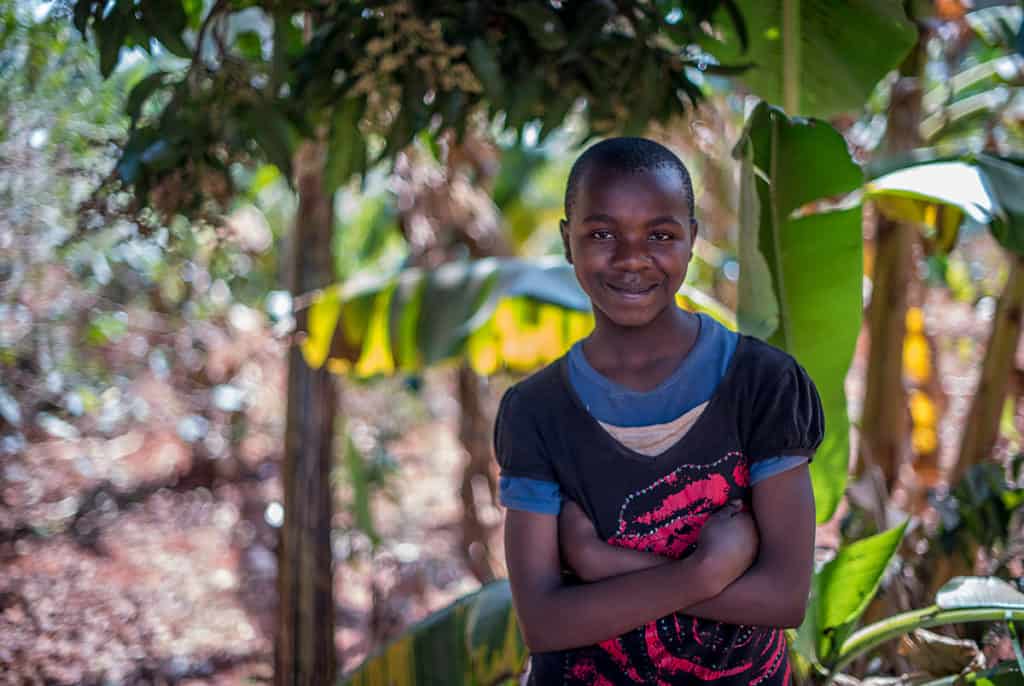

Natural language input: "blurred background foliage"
[2,0,1024,684]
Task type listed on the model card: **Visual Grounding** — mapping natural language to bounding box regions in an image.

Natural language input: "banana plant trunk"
[953,254,1024,483]
[859,8,926,494]
[861,214,914,491]
[275,140,338,686]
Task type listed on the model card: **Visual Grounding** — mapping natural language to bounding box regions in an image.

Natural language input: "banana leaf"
[792,521,908,665]
[341,580,526,686]
[734,101,863,524]
[302,257,734,378]
[701,0,918,118]
[867,161,996,253]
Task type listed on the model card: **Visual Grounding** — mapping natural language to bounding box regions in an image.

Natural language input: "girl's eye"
[590,230,614,240]
[650,231,674,241]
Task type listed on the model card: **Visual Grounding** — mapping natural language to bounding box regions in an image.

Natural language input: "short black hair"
[563,137,696,225]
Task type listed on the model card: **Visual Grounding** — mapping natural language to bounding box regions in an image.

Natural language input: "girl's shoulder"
[730,335,825,459]
[730,334,811,386]
[496,355,573,429]
[506,355,567,402]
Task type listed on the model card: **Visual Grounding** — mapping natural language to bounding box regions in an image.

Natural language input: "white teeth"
[609,283,655,295]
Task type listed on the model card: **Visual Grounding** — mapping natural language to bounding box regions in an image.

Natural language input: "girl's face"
[561,166,696,330]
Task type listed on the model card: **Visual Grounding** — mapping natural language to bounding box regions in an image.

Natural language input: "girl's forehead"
[576,167,689,218]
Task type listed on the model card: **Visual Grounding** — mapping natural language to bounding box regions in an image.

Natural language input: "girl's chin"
[597,304,667,329]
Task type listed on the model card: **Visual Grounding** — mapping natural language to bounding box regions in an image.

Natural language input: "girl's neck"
[585,306,698,373]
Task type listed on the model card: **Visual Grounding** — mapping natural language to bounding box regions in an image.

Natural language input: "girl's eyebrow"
[645,216,683,228]
[581,214,683,227]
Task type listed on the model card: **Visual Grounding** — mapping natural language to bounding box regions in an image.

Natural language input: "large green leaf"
[341,581,526,686]
[797,521,908,664]
[302,257,734,378]
[734,102,863,523]
[702,1,917,117]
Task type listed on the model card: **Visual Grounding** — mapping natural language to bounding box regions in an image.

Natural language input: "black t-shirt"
[494,335,825,686]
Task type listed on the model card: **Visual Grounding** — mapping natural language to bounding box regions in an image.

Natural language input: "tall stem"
[954,254,1024,483]
[782,0,800,114]
[858,8,926,495]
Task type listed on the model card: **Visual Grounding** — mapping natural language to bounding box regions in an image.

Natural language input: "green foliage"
[932,461,1024,572]
[332,194,404,282]
[340,431,385,546]
[921,661,1023,686]
[701,0,918,118]
[794,522,908,666]
[73,0,748,217]
[965,6,1023,55]
[977,155,1024,256]
[341,581,526,686]
[74,0,191,77]
[734,102,864,524]
[825,576,1024,679]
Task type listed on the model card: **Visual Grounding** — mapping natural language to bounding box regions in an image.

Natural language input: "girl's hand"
[558,499,670,581]
[694,500,759,588]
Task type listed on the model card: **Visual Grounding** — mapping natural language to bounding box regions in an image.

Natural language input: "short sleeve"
[499,476,562,514]
[493,386,557,483]
[749,455,808,484]
[740,356,825,463]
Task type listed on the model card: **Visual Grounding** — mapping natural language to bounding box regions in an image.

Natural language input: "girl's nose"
[611,238,651,269]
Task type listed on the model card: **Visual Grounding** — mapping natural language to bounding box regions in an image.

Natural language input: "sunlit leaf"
[868,161,996,253]
[341,581,526,685]
[936,577,1024,611]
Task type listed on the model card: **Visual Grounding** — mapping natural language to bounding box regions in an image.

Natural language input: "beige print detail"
[598,401,709,456]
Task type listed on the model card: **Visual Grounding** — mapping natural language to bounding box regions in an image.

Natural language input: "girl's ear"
[560,219,573,264]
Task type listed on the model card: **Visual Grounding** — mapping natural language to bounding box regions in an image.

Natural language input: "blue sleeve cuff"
[499,475,562,515]
[750,456,808,485]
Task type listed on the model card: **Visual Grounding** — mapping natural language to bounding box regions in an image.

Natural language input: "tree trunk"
[858,10,926,494]
[457,361,499,582]
[953,254,1024,484]
[275,140,338,686]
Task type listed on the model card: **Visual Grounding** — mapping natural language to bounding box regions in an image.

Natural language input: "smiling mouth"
[606,282,659,297]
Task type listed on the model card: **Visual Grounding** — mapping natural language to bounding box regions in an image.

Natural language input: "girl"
[495,137,823,685]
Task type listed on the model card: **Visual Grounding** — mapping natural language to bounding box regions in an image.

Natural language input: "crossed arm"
[504,463,816,654]
[505,499,758,653]
[560,463,817,629]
